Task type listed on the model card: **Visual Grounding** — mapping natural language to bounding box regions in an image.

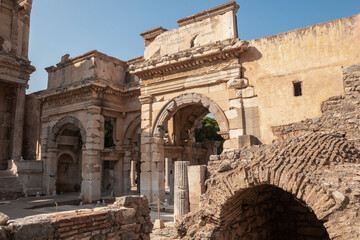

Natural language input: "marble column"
[174,161,190,217]
[11,84,26,160]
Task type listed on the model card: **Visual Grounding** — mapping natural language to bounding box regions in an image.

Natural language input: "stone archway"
[152,93,229,139]
[141,93,230,202]
[123,115,141,193]
[45,116,86,196]
[177,133,360,239]
[49,116,86,147]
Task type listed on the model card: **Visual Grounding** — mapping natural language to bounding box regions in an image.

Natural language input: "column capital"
[139,95,152,104]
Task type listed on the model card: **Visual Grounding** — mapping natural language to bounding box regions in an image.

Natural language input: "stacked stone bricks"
[0,196,152,240]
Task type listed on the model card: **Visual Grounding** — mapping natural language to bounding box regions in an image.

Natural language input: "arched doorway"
[48,117,85,195]
[147,93,229,203]
[219,184,329,239]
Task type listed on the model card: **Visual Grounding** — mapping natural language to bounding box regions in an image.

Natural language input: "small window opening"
[293,82,302,97]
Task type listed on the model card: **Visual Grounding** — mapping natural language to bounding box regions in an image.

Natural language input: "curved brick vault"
[176,132,360,240]
[152,93,229,138]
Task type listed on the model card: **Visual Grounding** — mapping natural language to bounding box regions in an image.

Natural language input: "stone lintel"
[130,39,249,79]
[177,1,239,27]
[100,150,125,160]
[140,26,168,40]
[164,145,184,159]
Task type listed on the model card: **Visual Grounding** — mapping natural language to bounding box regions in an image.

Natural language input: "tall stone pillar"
[113,159,123,196]
[81,107,102,203]
[81,149,101,203]
[187,165,207,212]
[165,158,171,191]
[130,160,136,188]
[45,147,57,195]
[11,84,26,160]
[174,161,190,217]
[169,158,175,204]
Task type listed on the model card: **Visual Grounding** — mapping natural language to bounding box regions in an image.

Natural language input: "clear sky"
[27,0,360,93]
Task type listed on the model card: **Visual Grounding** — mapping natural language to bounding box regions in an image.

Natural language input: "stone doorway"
[220,185,330,240]
[56,153,81,193]
[54,123,83,195]
[102,160,114,196]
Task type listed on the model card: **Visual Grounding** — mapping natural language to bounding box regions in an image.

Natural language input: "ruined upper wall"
[45,51,128,89]
[141,1,239,59]
[0,0,32,59]
[240,13,360,144]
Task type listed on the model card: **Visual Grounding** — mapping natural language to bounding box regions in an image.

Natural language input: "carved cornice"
[140,26,168,40]
[40,82,140,107]
[129,39,248,81]
[177,1,239,27]
[0,54,35,82]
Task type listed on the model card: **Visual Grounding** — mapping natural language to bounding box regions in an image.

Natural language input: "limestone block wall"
[0,196,152,240]
[272,64,360,149]
[0,0,32,58]
[46,51,127,89]
[241,13,360,144]
[23,93,41,160]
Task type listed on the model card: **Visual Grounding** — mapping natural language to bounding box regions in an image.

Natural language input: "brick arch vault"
[177,133,360,239]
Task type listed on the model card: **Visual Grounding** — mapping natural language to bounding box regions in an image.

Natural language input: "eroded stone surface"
[0,212,9,226]
[176,133,360,239]
[0,196,152,240]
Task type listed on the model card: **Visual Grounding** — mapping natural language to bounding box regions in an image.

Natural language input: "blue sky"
[28,0,360,93]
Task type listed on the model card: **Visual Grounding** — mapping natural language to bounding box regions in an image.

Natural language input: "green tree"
[195,116,224,154]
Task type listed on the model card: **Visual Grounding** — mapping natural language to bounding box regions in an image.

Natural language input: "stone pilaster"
[11,84,26,161]
[174,161,190,217]
[81,107,102,203]
[187,165,206,212]
[113,159,123,196]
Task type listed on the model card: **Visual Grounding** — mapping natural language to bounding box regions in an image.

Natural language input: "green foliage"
[195,116,224,154]
[104,129,114,148]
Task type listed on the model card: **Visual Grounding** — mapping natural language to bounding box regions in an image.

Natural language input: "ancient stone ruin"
[0,0,360,239]
[0,196,152,240]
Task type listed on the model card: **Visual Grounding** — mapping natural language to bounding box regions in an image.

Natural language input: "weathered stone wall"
[46,51,128,89]
[0,196,152,240]
[272,64,360,149]
[23,93,42,160]
[241,13,360,144]
[176,132,360,239]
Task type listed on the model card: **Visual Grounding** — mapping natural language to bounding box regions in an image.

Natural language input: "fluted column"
[11,84,26,160]
[174,161,190,217]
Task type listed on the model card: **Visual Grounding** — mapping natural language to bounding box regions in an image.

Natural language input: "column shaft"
[174,161,190,217]
[11,84,26,160]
